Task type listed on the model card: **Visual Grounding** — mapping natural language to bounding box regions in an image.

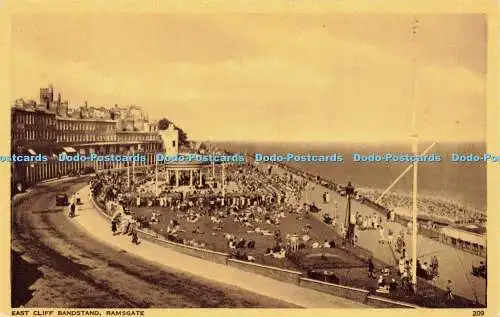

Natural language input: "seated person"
[192,226,203,234]
[389,279,398,292]
[273,248,286,259]
[377,275,387,289]
[329,240,336,248]
[323,240,331,248]
[302,234,311,242]
[212,225,223,231]
[479,261,486,272]
[150,213,159,223]
[189,239,198,247]
[421,262,429,273]
[312,241,320,248]
[234,251,245,260]
[236,238,246,249]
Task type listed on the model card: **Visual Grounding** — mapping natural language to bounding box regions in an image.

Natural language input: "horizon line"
[192,139,487,144]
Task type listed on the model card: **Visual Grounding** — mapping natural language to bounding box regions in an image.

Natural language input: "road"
[11,178,297,308]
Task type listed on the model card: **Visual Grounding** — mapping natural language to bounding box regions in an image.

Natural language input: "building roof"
[439,227,486,246]
[56,116,117,123]
[12,106,56,115]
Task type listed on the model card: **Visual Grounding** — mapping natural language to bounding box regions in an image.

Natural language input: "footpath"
[71,186,368,308]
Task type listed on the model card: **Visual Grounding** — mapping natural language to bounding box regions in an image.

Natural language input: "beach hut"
[439,226,486,255]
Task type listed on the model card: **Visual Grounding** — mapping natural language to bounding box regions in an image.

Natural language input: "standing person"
[398,257,405,276]
[69,203,76,218]
[387,229,394,246]
[446,280,454,301]
[368,258,375,278]
[131,225,139,244]
[121,214,131,234]
[111,218,118,235]
[378,226,385,244]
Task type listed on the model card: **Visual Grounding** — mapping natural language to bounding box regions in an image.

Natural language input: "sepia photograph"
[4,2,499,315]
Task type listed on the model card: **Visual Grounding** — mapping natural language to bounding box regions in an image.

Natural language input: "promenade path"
[74,186,368,308]
[272,167,486,305]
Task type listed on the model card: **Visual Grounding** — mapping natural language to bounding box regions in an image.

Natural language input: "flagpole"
[411,16,419,294]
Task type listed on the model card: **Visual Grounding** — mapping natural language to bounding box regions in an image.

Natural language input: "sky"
[10,13,486,142]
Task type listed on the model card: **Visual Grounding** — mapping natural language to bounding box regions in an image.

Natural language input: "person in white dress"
[290,234,299,252]
[378,226,385,244]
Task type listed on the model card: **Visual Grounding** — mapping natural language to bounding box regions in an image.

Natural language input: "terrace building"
[10,85,172,192]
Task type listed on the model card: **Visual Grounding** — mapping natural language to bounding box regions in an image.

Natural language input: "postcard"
[1,0,498,316]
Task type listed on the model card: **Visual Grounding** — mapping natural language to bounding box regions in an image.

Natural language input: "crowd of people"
[89,162,348,263]
[88,158,462,303]
[357,188,486,225]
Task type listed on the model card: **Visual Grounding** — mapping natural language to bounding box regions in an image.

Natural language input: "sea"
[214,141,486,212]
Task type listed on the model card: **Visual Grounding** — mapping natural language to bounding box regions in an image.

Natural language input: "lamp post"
[344,181,355,245]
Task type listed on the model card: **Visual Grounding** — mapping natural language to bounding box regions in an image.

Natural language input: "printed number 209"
[472,311,484,316]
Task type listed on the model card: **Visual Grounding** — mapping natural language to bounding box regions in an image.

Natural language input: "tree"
[158,118,188,145]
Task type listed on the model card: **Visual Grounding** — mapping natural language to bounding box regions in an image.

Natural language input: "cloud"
[10,14,485,142]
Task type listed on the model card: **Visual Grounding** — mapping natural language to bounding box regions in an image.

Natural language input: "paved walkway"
[71,186,368,308]
[273,167,486,305]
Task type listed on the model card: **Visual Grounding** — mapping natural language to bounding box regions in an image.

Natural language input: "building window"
[172,140,176,147]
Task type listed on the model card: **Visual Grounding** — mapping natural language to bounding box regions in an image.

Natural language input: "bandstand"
[154,160,228,193]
